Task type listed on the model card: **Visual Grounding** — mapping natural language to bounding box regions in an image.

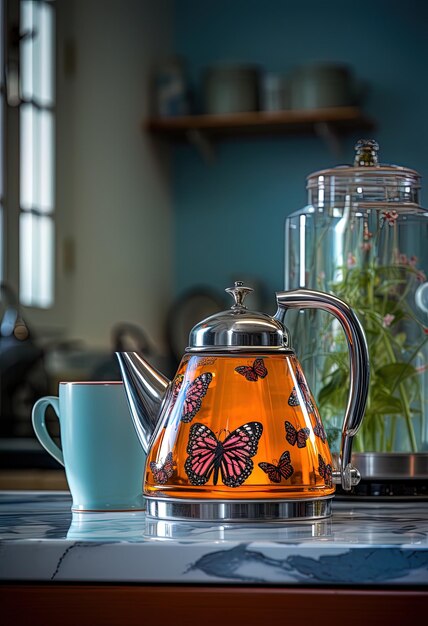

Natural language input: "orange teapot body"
[146,353,333,501]
[117,283,369,521]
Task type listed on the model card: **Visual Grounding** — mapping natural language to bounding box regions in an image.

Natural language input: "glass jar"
[285,140,428,463]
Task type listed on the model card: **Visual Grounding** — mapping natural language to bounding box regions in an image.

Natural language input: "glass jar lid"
[306,139,422,208]
[186,281,289,352]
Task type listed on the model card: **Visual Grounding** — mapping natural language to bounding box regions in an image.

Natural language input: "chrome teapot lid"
[186,281,289,352]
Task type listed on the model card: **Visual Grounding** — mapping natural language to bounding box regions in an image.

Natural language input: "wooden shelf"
[145,106,375,140]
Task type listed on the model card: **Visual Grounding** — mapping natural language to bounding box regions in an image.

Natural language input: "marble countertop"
[0,491,427,586]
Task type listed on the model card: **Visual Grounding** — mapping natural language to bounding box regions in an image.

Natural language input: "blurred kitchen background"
[1,0,428,488]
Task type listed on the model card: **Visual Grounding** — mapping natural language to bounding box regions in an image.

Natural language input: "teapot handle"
[275,289,370,490]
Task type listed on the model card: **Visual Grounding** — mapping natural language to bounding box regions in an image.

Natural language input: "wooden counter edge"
[1,583,427,626]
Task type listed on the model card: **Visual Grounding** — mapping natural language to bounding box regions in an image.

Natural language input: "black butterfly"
[313,418,327,443]
[285,420,310,448]
[293,366,315,413]
[288,385,314,413]
[318,454,333,487]
[258,450,294,483]
[288,387,300,407]
[235,358,268,382]
[150,452,174,485]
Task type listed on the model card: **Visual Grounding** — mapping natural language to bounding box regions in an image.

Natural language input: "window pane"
[0,0,3,88]
[21,1,35,100]
[39,108,54,211]
[20,103,35,209]
[20,212,54,308]
[0,207,3,285]
[0,76,3,196]
[21,0,33,100]
[21,37,33,101]
[21,0,54,106]
[0,0,3,285]
[20,0,33,32]
[39,2,54,106]
[20,104,54,212]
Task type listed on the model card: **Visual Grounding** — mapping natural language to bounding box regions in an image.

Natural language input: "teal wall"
[173,0,428,307]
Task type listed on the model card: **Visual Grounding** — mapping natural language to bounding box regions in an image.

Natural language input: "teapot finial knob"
[354,139,379,167]
[225,281,253,309]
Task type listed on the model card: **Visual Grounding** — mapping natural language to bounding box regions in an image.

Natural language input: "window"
[0,1,4,285]
[1,0,55,309]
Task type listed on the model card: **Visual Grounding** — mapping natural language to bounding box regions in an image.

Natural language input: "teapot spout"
[116,352,170,454]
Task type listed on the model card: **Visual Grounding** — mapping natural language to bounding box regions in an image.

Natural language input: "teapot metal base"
[145,496,332,522]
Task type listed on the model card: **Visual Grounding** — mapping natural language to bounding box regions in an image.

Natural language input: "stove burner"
[333,453,428,500]
[336,479,428,500]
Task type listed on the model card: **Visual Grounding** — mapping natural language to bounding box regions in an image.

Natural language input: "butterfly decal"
[150,451,174,485]
[318,453,333,488]
[258,450,294,483]
[170,374,184,409]
[288,387,300,407]
[288,366,314,413]
[313,418,327,443]
[197,356,217,368]
[184,421,263,487]
[287,388,314,413]
[188,356,217,372]
[285,420,310,448]
[235,358,268,382]
[181,372,213,423]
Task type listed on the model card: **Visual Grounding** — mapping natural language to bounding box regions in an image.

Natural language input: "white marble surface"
[0,491,428,585]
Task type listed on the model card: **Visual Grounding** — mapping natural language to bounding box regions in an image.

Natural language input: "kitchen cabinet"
[2,585,427,626]
[0,491,427,625]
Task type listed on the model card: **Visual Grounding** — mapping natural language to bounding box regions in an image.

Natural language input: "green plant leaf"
[376,363,418,390]
[368,392,403,415]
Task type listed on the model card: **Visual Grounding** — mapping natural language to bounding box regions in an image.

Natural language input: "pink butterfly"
[285,420,310,448]
[235,358,268,382]
[184,421,263,487]
[150,451,174,485]
[181,372,213,423]
[313,418,327,443]
[258,450,294,483]
[318,453,333,487]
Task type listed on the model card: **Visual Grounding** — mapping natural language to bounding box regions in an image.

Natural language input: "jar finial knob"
[354,139,379,167]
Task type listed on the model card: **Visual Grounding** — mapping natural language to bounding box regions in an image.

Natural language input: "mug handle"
[32,396,64,466]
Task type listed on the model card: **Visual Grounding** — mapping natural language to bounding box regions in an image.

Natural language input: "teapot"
[116,282,369,522]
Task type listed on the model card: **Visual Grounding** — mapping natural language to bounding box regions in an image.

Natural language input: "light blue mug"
[32,381,146,512]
